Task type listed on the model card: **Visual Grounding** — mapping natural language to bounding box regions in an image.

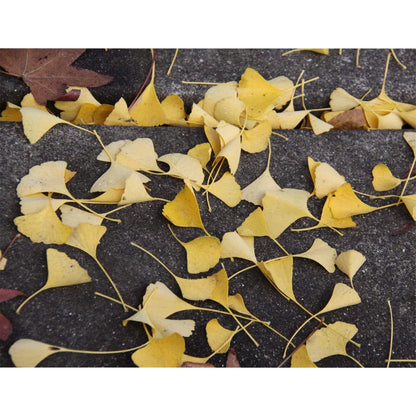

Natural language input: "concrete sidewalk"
[0,49,415,367]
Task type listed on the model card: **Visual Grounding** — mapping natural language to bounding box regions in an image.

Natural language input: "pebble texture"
[0,49,415,367]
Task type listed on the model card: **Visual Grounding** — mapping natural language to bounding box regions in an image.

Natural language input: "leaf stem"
[346,353,364,368]
[16,287,45,314]
[93,257,127,312]
[129,49,156,110]
[94,291,139,312]
[387,299,393,368]
[277,318,324,367]
[0,233,21,260]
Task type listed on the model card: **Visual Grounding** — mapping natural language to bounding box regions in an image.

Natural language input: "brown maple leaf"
[0,49,113,105]
[328,107,367,129]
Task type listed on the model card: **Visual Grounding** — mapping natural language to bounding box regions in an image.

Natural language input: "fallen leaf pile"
[2,50,415,140]
[1,49,415,367]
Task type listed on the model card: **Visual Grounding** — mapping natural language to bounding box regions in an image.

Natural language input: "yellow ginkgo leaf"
[0,254,7,270]
[304,194,356,231]
[16,248,91,313]
[400,195,416,220]
[236,207,269,237]
[104,97,136,126]
[403,131,416,157]
[241,121,272,154]
[275,110,309,129]
[209,268,230,308]
[20,107,71,144]
[89,162,149,193]
[206,319,236,353]
[283,283,361,358]
[376,112,404,129]
[202,172,241,207]
[399,109,416,129]
[9,339,64,367]
[96,139,130,162]
[71,102,99,124]
[161,94,186,125]
[55,87,101,121]
[228,293,252,316]
[204,125,222,156]
[308,113,333,135]
[14,201,73,245]
[241,169,281,206]
[213,96,245,126]
[158,153,204,189]
[60,205,103,227]
[290,345,317,368]
[306,321,359,363]
[220,231,257,263]
[162,181,207,233]
[19,193,69,215]
[116,137,162,172]
[124,281,197,338]
[203,83,238,116]
[319,283,361,314]
[83,188,124,204]
[187,103,219,128]
[94,104,115,125]
[237,68,283,118]
[294,238,337,273]
[170,229,221,274]
[187,142,212,170]
[118,172,155,205]
[174,275,218,301]
[328,183,377,218]
[241,144,281,205]
[336,250,366,287]
[372,163,401,192]
[329,88,359,112]
[262,189,314,239]
[258,256,295,302]
[310,159,346,199]
[0,102,22,121]
[216,136,241,175]
[268,75,295,110]
[66,222,106,259]
[17,161,71,198]
[129,83,167,126]
[20,93,49,112]
[131,333,185,368]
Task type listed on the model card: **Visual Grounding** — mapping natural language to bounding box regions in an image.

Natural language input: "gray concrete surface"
[0,49,415,367]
